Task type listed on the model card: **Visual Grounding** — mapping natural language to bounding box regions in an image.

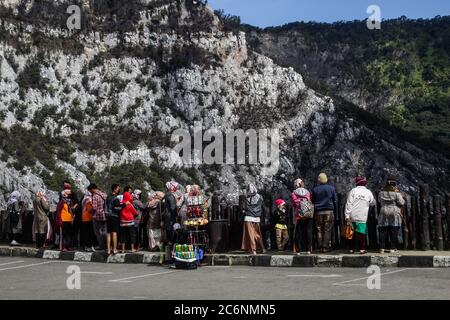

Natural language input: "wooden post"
[238,194,245,219]
[419,185,431,250]
[445,194,450,250]
[433,196,444,251]
[410,196,418,250]
[335,193,344,249]
[211,195,219,221]
[401,195,410,250]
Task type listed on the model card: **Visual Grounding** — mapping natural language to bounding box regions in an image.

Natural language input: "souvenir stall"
[175,187,209,268]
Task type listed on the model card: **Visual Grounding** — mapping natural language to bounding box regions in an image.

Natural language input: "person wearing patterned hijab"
[241,183,266,255]
[33,189,50,248]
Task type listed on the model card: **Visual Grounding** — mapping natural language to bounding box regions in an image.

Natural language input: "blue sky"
[207,0,450,27]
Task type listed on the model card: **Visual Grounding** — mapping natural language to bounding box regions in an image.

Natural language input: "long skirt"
[148,228,162,250]
[241,222,265,253]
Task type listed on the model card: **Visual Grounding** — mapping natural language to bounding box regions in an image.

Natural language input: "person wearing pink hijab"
[291,178,313,254]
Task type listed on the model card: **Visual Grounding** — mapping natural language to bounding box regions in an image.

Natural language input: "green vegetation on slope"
[247,17,450,150]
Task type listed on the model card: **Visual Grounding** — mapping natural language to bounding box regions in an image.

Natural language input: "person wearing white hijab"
[241,183,266,255]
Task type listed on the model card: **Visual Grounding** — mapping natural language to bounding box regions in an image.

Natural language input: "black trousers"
[80,221,95,248]
[35,233,46,248]
[120,226,137,246]
[296,219,313,252]
[61,222,73,249]
[379,226,400,250]
[347,232,367,251]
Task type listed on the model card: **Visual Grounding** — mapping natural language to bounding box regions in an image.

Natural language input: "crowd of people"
[241,173,405,255]
[2,172,406,258]
[3,180,204,261]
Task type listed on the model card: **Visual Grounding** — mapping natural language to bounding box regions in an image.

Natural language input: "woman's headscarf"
[148,191,165,208]
[246,183,261,204]
[36,189,46,198]
[132,189,142,200]
[190,185,201,196]
[121,191,133,205]
[82,190,92,208]
[166,181,179,193]
[7,191,21,207]
[294,179,304,189]
[61,189,72,205]
[246,183,258,197]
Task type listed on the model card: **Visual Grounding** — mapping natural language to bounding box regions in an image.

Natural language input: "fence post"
[433,196,444,251]
[401,195,410,250]
[419,185,431,250]
[211,195,219,221]
[446,194,450,250]
[336,193,344,249]
[411,196,417,249]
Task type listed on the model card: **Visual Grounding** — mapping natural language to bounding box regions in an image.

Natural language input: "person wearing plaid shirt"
[88,183,108,250]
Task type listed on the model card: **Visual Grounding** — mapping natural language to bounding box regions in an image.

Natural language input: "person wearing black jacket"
[241,183,266,255]
[106,184,122,255]
[163,181,179,263]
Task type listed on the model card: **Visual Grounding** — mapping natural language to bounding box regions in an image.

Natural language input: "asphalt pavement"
[0,257,449,300]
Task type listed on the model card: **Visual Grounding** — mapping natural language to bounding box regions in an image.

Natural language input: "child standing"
[274,199,289,251]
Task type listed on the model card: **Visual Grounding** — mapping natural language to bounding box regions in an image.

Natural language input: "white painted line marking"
[287,274,342,278]
[0,260,24,267]
[109,270,179,283]
[0,261,53,272]
[80,272,114,275]
[333,269,410,286]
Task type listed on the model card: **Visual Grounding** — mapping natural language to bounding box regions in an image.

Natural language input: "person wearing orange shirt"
[81,191,96,252]
[56,189,75,251]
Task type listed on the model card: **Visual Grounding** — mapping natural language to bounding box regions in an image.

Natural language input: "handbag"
[343,222,354,240]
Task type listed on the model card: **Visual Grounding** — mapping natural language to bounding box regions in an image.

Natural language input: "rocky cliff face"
[0,0,448,208]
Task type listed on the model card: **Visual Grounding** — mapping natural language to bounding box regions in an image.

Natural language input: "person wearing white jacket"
[345,176,375,254]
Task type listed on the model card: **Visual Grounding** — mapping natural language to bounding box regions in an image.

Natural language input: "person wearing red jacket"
[120,192,138,253]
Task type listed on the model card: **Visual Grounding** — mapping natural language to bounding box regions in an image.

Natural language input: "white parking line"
[109,270,179,283]
[0,260,24,267]
[287,274,342,278]
[0,261,53,272]
[333,269,409,286]
[81,272,114,275]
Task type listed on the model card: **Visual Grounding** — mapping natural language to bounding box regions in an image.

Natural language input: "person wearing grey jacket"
[378,175,405,253]
[132,190,147,250]
[241,183,266,255]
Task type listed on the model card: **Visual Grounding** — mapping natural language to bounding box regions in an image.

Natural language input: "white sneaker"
[10,240,21,246]
[389,249,397,253]
[91,246,96,252]
[379,249,385,254]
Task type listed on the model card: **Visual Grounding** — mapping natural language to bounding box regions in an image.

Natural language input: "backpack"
[298,197,314,219]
